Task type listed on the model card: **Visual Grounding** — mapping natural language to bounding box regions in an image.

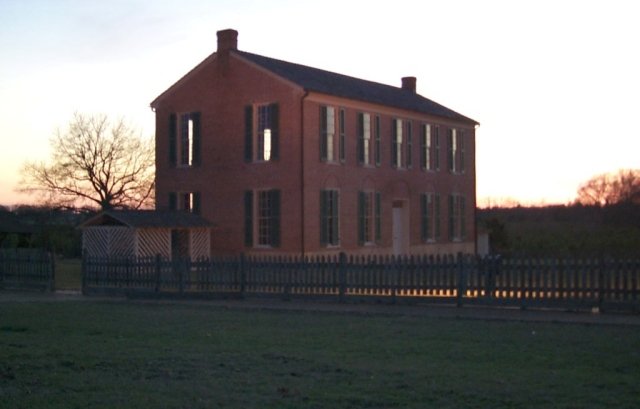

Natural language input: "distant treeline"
[0,205,91,258]
[478,203,640,258]
[2,203,639,259]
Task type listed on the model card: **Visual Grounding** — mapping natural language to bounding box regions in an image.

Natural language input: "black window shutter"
[169,114,177,167]
[434,127,440,171]
[374,192,381,243]
[357,191,365,246]
[331,191,339,246]
[447,129,454,173]
[420,194,427,242]
[460,196,466,239]
[339,109,345,162]
[320,190,328,245]
[191,112,201,166]
[320,106,328,161]
[448,194,455,240]
[244,190,253,247]
[192,192,201,215]
[391,119,398,168]
[459,130,465,173]
[374,115,381,167]
[420,125,427,170]
[244,106,253,162]
[406,121,413,168]
[270,103,279,160]
[169,192,177,211]
[270,189,281,247]
[435,194,441,240]
[356,113,364,164]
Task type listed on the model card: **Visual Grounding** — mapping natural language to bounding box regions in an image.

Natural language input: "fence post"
[338,252,347,303]
[81,251,87,295]
[48,252,56,292]
[456,253,465,308]
[239,253,246,299]
[155,254,162,293]
[598,256,606,313]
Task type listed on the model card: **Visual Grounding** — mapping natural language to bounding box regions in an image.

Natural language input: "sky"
[1,0,638,207]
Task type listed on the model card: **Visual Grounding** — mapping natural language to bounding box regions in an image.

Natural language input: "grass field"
[54,258,81,290]
[1,301,639,409]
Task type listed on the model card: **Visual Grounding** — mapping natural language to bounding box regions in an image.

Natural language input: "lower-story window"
[320,189,340,246]
[448,194,466,241]
[244,189,281,247]
[358,191,381,245]
[420,193,441,242]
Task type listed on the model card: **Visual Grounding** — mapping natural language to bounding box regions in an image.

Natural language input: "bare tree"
[19,113,155,210]
[576,169,640,206]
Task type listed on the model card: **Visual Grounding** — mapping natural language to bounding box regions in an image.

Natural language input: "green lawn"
[54,258,81,290]
[1,301,638,409]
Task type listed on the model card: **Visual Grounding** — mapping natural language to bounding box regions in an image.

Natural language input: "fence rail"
[0,249,55,291]
[82,253,640,311]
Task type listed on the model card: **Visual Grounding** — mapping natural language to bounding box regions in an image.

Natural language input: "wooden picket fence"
[0,249,55,291]
[82,253,640,312]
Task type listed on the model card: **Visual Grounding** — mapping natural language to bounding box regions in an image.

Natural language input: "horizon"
[1,0,638,207]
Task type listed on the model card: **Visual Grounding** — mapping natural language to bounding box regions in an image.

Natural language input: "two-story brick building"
[151,29,478,256]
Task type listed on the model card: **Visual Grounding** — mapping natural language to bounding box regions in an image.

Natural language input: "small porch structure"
[80,210,211,259]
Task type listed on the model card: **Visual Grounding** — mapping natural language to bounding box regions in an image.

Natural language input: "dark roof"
[79,210,212,229]
[235,50,478,125]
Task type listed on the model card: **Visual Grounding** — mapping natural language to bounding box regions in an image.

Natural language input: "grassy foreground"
[1,301,639,409]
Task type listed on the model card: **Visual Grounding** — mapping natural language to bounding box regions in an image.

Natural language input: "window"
[358,191,381,245]
[421,124,440,171]
[244,189,281,247]
[374,115,381,166]
[245,104,279,162]
[448,128,465,174]
[320,190,340,246]
[392,119,403,168]
[169,191,201,214]
[420,193,440,242]
[339,109,346,162]
[169,112,201,167]
[357,113,371,165]
[320,106,335,162]
[448,194,466,241]
[406,121,413,169]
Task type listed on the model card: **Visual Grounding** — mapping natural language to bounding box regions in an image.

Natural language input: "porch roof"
[79,210,212,229]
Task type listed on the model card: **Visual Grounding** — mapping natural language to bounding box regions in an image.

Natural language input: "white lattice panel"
[82,226,134,257]
[190,228,211,259]
[137,228,171,258]
[109,227,134,257]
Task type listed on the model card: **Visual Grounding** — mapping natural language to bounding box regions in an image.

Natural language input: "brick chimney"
[401,76,416,93]
[217,29,238,52]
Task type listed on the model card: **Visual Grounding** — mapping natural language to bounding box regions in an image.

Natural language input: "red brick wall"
[154,52,476,256]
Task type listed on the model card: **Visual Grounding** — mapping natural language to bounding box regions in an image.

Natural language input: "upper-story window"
[169,112,201,168]
[339,109,346,162]
[406,121,413,169]
[391,119,403,168]
[357,113,372,165]
[374,115,381,167]
[421,124,440,171]
[447,128,465,174]
[245,103,279,162]
[169,191,201,214]
[320,106,336,162]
